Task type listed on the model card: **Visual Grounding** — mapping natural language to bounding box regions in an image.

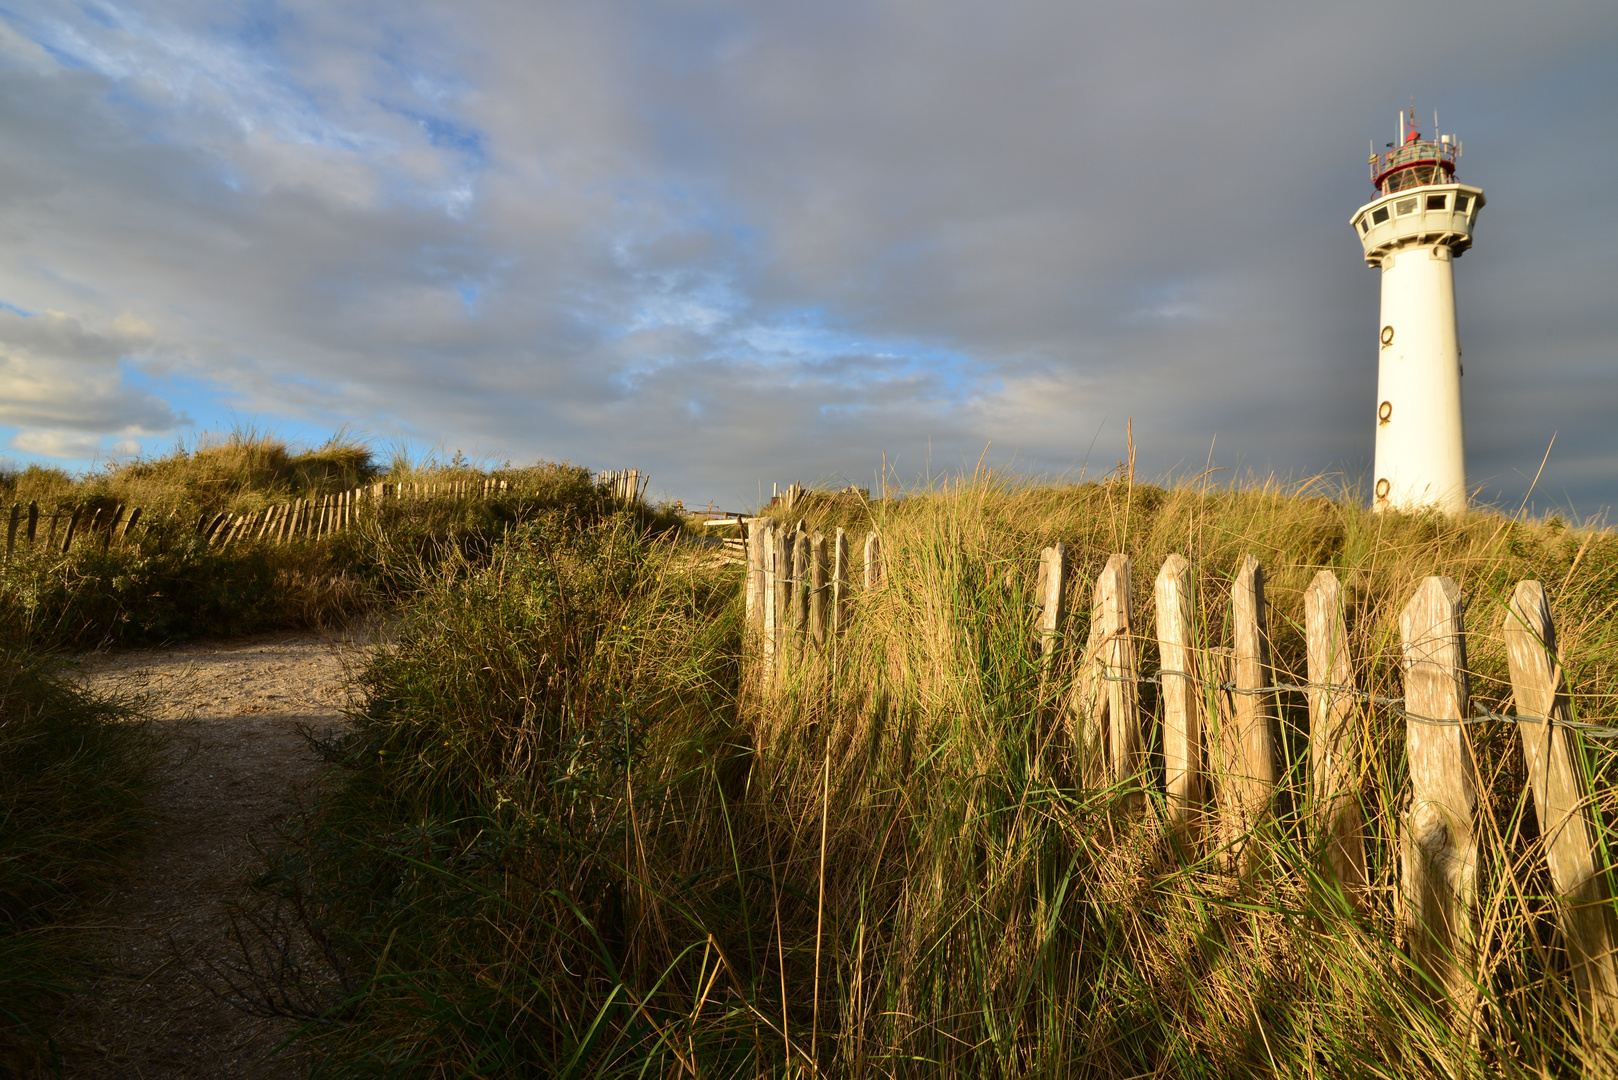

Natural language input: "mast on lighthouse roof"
[1350,106,1485,514]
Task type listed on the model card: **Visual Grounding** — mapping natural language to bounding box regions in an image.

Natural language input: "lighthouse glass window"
[1454,195,1471,212]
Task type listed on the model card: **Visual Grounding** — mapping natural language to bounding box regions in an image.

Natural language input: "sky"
[1,1,1615,514]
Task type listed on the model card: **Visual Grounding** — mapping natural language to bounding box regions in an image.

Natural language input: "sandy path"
[55,631,375,1079]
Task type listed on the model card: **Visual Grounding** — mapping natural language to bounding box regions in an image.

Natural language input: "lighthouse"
[1351,109,1485,514]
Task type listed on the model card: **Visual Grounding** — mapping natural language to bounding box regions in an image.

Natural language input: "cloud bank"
[0,1,1614,511]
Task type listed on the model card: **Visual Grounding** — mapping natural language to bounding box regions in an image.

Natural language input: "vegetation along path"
[57,632,372,1079]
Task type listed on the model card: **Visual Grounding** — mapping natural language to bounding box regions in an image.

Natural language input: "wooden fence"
[2,468,653,564]
[1,478,513,562]
[742,521,1618,1027]
[600,469,649,504]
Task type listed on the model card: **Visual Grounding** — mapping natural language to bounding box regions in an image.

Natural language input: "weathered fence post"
[1504,579,1618,1026]
[864,533,883,590]
[772,524,791,675]
[744,521,763,635]
[832,528,850,634]
[1155,553,1201,832]
[1204,646,1242,864]
[1305,570,1368,902]
[26,501,38,546]
[121,507,141,543]
[1095,555,1142,806]
[1072,610,1106,783]
[102,505,125,552]
[1070,555,1141,804]
[810,531,829,647]
[1035,543,1067,663]
[790,527,810,636]
[1400,576,1479,1017]
[759,522,779,683]
[61,507,81,554]
[1229,554,1278,876]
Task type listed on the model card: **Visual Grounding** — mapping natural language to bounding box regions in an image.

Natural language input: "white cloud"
[0,310,178,433]
[11,429,111,460]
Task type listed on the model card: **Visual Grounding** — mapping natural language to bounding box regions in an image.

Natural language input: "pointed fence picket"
[1504,581,1618,1027]
[1306,570,1368,899]
[1155,554,1200,832]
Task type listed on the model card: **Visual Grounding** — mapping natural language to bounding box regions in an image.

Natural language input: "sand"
[53,630,376,1079]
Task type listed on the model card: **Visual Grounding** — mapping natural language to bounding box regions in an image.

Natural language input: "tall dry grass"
[249,471,1618,1077]
[751,473,1618,1076]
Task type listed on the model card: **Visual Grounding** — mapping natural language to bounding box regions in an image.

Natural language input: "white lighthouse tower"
[1351,109,1485,513]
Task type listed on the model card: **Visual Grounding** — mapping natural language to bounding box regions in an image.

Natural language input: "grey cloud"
[0,1,1614,507]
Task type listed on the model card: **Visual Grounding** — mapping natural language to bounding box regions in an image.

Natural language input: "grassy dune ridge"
[0,432,678,649]
[255,472,1618,1077]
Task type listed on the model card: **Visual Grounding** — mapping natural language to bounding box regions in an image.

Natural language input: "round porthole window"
[1378,401,1393,424]
[1375,478,1391,500]
[1381,325,1395,347]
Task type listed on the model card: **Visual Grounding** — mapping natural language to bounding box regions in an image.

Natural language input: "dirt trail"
[56,631,375,1079]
